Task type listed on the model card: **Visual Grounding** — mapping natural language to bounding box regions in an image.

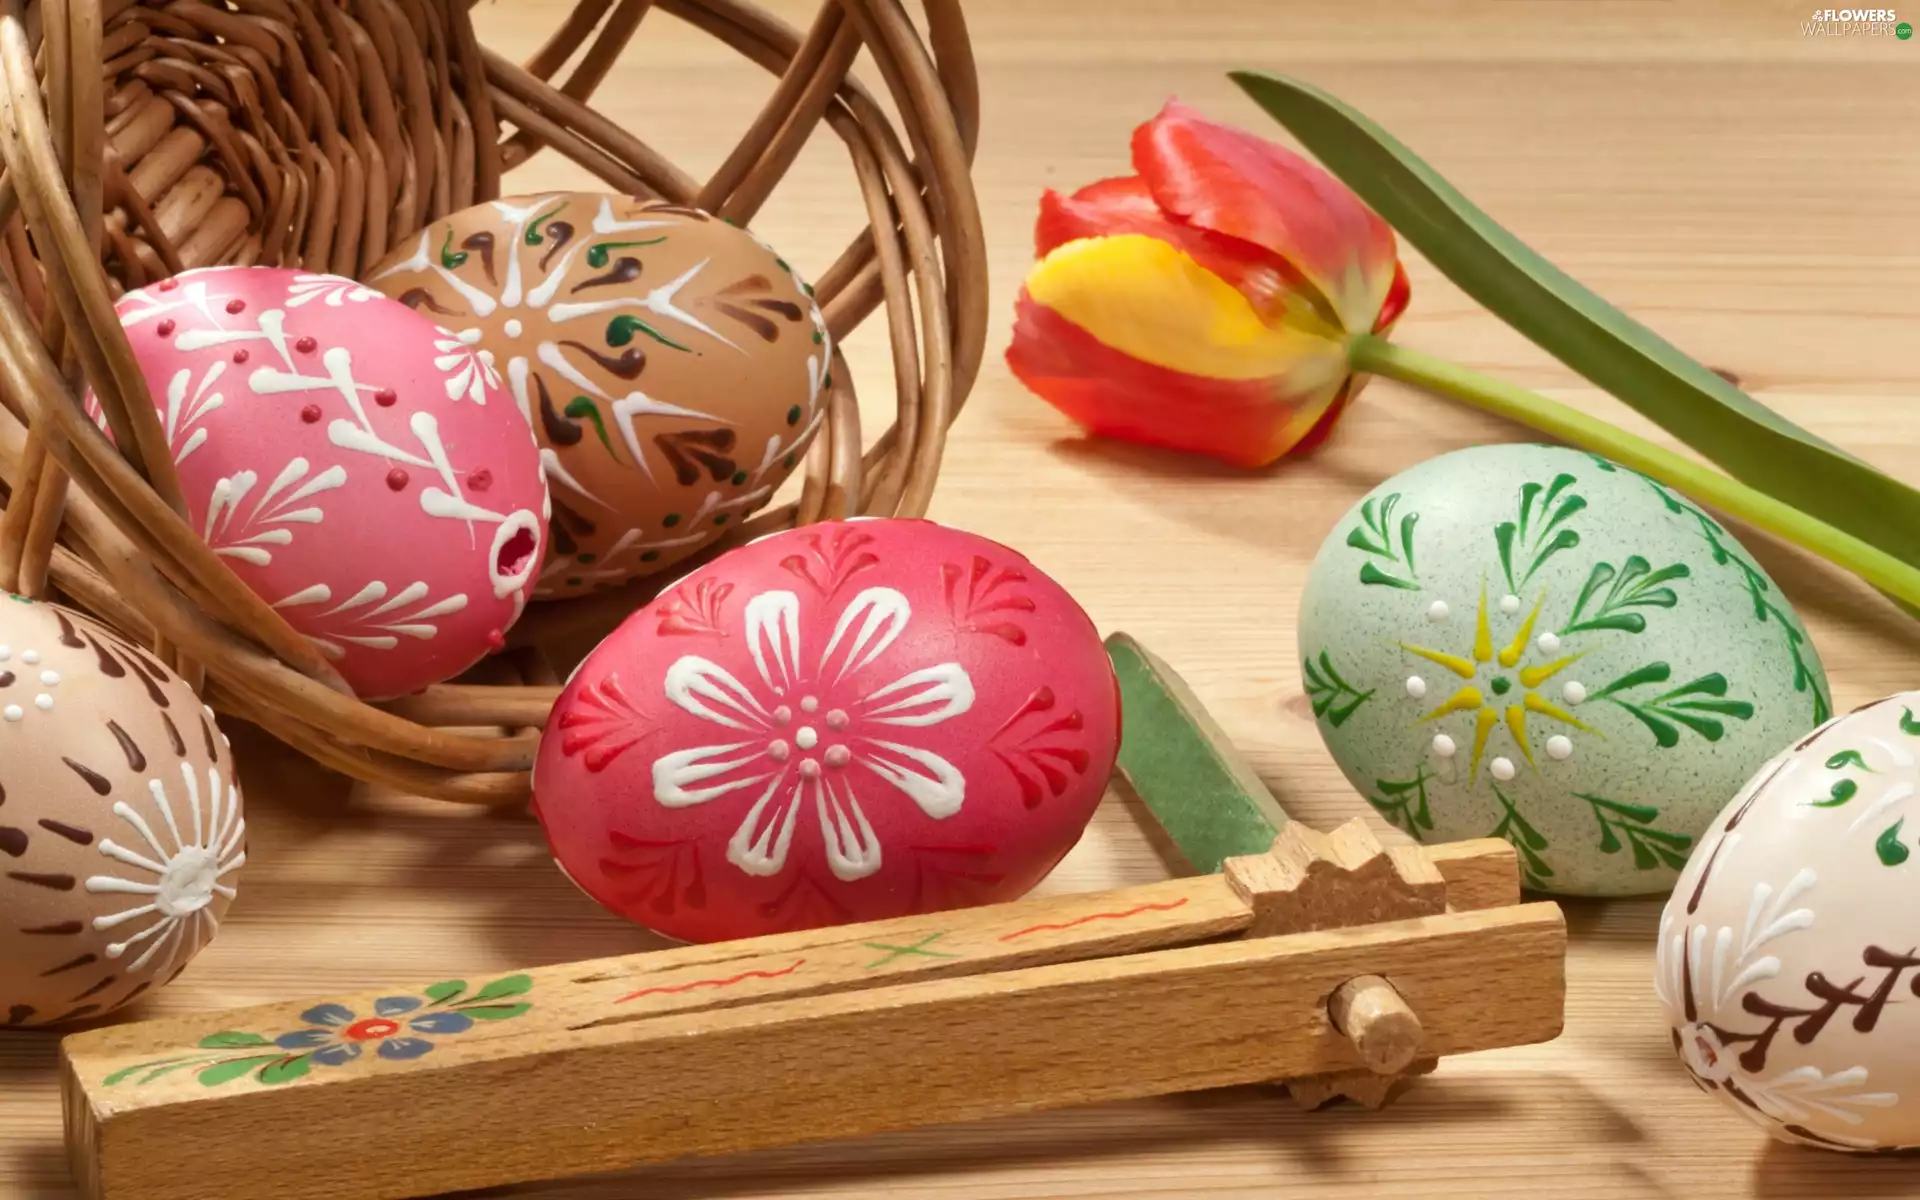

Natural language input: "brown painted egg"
[367,193,829,598]
[1,594,243,1028]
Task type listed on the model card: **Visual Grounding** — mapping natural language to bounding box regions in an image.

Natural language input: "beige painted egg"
[1,594,243,1028]
[1659,690,1920,1151]
[366,193,830,598]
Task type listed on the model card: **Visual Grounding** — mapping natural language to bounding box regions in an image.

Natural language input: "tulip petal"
[1036,176,1313,323]
[1288,377,1357,458]
[1035,175,1164,257]
[1133,99,1398,335]
[1006,289,1349,468]
[1375,261,1412,334]
[1023,234,1344,383]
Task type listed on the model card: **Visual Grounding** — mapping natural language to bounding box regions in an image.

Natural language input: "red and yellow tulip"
[1006,100,1410,467]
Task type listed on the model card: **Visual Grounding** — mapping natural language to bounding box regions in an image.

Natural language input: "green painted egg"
[1297,444,1830,896]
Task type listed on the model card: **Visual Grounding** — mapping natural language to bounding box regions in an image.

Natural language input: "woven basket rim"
[0,0,986,806]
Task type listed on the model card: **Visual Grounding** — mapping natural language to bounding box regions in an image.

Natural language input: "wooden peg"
[1215,820,1470,1108]
[1328,974,1423,1074]
[1096,635,1532,1116]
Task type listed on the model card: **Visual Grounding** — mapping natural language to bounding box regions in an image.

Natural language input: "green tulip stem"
[1348,331,1920,609]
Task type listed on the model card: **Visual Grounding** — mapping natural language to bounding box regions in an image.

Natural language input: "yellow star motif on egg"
[1400,585,1598,781]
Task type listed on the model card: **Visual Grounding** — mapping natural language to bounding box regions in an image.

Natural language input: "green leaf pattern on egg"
[1299,444,1831,897]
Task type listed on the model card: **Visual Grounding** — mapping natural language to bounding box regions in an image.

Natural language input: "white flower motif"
[653,587,975,883]
[84,762,246,975]
[285,274,381,308]
[433,327,502,404]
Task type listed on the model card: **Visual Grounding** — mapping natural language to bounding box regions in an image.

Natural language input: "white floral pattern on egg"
[530,519,1123,944]
[98,267,551,699]
[364,194,829,599]
[1658,691,1920,1151]
[2,594,243,1027]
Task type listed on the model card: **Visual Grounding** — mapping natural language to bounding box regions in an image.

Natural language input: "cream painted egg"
[1298,444,1828,896]
[1,594,242,1028]
[365,193,828,598]
[1657,691,1920,1151]
[100,266,551,700]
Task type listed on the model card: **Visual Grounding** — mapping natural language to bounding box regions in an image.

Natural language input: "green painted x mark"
[862,933,961,970]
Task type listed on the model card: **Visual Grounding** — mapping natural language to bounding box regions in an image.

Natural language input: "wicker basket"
[0,0,985,805]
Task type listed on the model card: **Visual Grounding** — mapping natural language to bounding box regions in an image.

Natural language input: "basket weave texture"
[0,0,985,804]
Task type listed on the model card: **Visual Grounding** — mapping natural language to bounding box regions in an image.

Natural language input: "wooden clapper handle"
[1109,631,1548,1108]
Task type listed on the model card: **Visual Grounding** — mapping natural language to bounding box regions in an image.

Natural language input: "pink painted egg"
[532,518,1121,944]
[100,267,550,699]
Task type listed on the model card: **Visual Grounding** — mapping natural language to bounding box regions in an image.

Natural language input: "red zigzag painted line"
[615,958,806,1004]
[998,897,1191,942]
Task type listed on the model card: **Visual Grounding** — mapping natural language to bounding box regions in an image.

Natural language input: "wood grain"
[61,874,1259,1069]
[61,834,1537,1198]
[6,0,1920,1197]
[1228,820,1448,936]
[1426,838,1524,912]
[64,904,1566,1200]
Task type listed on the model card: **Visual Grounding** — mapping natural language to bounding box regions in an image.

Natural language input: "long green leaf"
[1230,69,1920,576]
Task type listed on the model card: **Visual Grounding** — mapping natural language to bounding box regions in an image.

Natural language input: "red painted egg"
[99,267,550,699]
[532,519,1121,943]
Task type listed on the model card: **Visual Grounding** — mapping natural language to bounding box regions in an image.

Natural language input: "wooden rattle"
[58,635,1567,1199]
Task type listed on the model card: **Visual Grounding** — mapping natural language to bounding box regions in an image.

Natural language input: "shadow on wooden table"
[1042,436,1350,561]
[1753,1139,1920,1197]
[424,1071,1631,1198]
[0,1030,70,1196]
[222,722,678,972]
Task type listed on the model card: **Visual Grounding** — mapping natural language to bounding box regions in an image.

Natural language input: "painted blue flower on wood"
[103,975,533,1088]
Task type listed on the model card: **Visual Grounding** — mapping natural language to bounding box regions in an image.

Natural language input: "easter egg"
[1,594,243,1028]
[366,193,829,599]
[103,266,550,700]
[1298,444,1828,896]
[531,519,1121,944]
[1657,691,1920,1151]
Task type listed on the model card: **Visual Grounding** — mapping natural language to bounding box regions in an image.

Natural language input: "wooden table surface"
[6,1,1920,1196]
